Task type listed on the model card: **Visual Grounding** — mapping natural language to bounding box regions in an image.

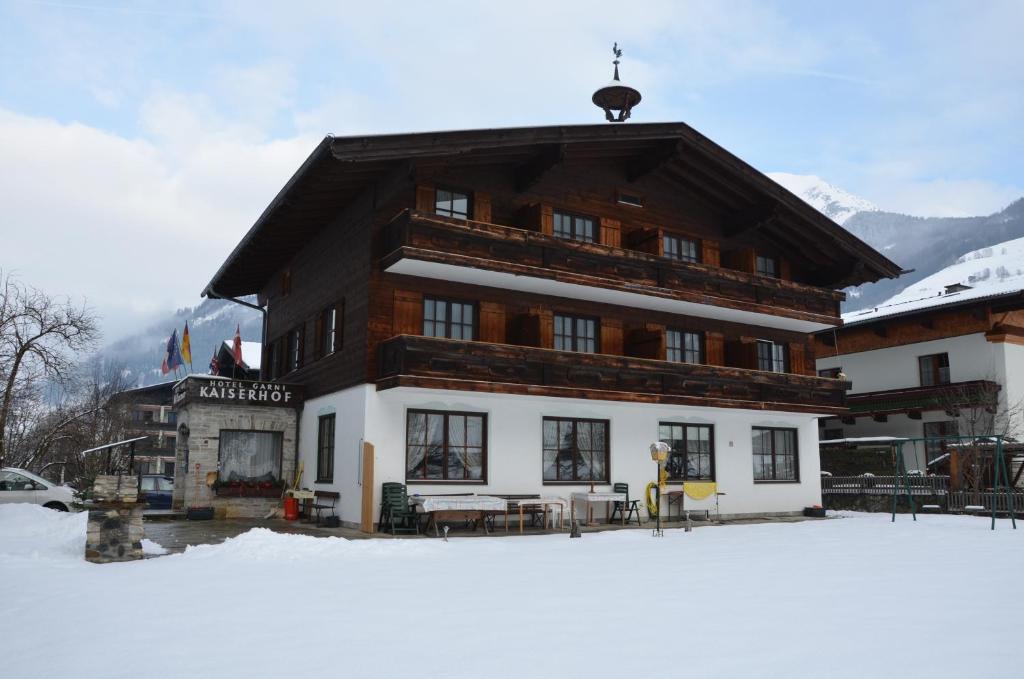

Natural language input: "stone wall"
[173,395,297,518]
[85,505,144,563]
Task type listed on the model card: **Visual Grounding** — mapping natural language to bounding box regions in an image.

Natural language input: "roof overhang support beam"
[514,143,566,192]
[627,140,684,182]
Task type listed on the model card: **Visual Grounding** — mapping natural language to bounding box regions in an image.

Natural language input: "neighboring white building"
[815,285,1024,472]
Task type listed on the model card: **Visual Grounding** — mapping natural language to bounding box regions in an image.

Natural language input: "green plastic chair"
[379,482,419,535]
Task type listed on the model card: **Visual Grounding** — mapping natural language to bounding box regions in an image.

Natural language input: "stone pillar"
[85,475,144,564]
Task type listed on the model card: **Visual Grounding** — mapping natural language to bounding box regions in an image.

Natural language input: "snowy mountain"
[95,296,262,387]
[841,198,1024,310]
[767,172,878,225]
[881,235,1024,305]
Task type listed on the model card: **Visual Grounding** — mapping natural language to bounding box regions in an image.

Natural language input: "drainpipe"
[204,287,268,380]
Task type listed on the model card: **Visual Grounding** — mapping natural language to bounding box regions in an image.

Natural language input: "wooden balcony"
[381,210,844,333]
[378,335,848,414]
[845,380,1000,419]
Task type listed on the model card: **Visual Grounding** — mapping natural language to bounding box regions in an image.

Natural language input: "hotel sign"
[173,378,303,408]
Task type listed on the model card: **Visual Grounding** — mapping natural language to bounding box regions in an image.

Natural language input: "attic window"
[943,283,972,294]
[617,192,644,208]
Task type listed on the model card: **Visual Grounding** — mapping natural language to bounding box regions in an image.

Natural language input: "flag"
[233,325,243,365]
[161,330,184,375]
[181,322,193,368]
[209,348,220,376]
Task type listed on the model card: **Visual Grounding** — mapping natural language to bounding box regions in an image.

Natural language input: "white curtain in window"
[220,431,282,482]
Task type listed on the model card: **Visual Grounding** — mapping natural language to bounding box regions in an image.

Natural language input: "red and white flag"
[232,325,243,365]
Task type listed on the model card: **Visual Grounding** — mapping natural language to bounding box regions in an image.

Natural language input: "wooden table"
[515,498,568,534]
[409,495,508,536]
[570,491,626,527]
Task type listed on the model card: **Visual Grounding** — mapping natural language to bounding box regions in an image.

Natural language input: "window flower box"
[212,480,284,498]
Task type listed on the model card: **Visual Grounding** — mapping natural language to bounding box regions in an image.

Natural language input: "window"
[406,410,486,482]
[818,367,842,379]
[918,353,950,387]
[553,210,596,243]
[0,471,37,491]
[316,414,336,483]
[164,461,175,476]
[286,326,303,372]
[423,297,475,340]
[659,423,714,481]
[218,431,283,482]
[667,330,703,364]
[318,301,343,358]
[756,340,788,373]
[617,193,643,208]
[924,420,958,465]
[752,427,799,481]
[165,411,177,425]
[554,314,597,353]
[543,417,609,483]
[755,255,778,278]
[435,188,471,219]
[663,234,700,263]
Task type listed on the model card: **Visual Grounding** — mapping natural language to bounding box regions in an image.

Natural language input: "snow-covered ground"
[1,505,1020,678]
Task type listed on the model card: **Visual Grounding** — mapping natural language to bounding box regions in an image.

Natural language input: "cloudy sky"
[2,0,1022,343]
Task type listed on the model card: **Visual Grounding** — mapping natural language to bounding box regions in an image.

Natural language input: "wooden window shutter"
[623,322,665,360]
[415,184,435,213]
[742,249,757,274]
[705,331,725,366]
[788,342,806,375]
[599,217,621,248]
[517,308,553,348]
[779,258,792,281]
[336,298,345,349]
[519,203,553,235]
[702,240,720,267]
[314,314,324,359]
[473,192,492,223]
[478,301,506,343]
[600,318,623,355]
[393,290,423,336]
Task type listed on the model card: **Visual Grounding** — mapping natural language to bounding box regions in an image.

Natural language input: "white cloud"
[0,106,314,341]
[870,178,1022,219]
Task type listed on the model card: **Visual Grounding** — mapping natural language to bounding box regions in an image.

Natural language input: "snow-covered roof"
[222,340,262,369]
[842,284,1024,326]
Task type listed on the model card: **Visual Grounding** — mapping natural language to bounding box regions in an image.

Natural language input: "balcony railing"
[382,210,842,327]
[846,380,1000,418]
[822,475,950,496]
[378,335,848,414]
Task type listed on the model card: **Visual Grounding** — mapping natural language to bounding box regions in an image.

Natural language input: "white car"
[0,467,77,511]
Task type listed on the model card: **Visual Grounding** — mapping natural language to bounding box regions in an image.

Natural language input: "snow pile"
[141,538,168,555]
[0,504,87,561]
[768,172,878,224]
[0,509,1020,678]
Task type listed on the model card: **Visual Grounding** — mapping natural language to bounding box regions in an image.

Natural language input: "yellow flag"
[181,322,193,367]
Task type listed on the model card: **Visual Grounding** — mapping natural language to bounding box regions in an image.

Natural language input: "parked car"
[139,475,174,509]
[0,467,77,511]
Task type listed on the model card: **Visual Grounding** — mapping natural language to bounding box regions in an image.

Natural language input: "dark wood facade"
[203,124,900,411]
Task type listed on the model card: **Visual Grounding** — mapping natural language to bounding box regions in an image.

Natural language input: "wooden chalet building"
[815,284,1024,476]
[202,123,899,526]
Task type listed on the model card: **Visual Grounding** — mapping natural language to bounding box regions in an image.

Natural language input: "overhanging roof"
[203,122,902,298]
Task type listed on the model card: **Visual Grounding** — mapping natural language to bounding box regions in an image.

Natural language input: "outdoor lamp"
[650,442,670,537]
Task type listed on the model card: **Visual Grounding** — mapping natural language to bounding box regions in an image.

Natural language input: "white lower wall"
[296,384,370,524]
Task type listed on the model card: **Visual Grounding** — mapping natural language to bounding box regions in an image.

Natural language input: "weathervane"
[592,42,642,122]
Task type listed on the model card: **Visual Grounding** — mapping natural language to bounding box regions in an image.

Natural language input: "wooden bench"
[311,490,340,526]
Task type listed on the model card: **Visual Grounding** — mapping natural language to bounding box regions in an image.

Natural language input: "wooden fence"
[821,475,949,496]
[949,490,1023,514]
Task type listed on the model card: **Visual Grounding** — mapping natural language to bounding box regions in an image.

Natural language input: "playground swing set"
[889,434,1017,530]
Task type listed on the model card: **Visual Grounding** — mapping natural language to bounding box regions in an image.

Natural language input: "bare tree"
[0,272,100,469]
[937,378,1023,492]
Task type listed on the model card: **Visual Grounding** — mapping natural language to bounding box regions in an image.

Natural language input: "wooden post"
[360,441,375,533]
